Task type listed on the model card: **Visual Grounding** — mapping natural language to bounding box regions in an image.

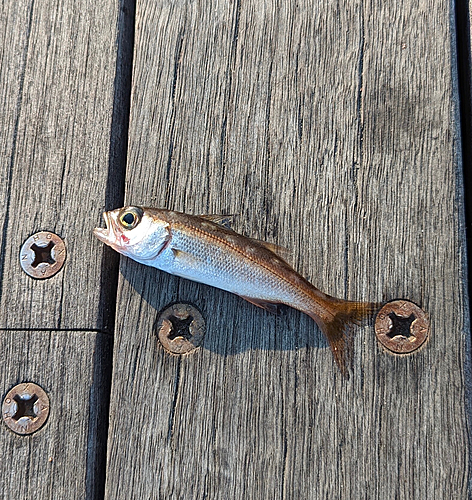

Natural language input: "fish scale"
[168,224,301,307]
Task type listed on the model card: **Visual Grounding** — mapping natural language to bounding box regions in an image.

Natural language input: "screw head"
[20,231,66,279]
[375,300,430,354]
[2,383,50,435]
[156,303,205,355]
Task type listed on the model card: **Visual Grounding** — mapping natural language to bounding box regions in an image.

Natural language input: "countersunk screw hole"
[2,383,49,434]
[156,303,205,355]
[375,300,429,355]
[386,312,416,339]
[20,232,66,279]
[12,394,38,421]
[31,242,55,268]
[167,315,194,341]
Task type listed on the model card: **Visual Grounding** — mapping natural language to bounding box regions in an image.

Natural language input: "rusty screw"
[20,231,66,279]
[156,303,205,355]
[375,299,429,354]
[3,383,50,435]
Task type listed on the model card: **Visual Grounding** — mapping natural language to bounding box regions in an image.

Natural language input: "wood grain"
[0,331,111,499]
[0,0,122,331]
[104,0,470,498]
[0,0,124,497]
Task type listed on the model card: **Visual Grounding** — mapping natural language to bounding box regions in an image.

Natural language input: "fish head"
[93,206,170,261]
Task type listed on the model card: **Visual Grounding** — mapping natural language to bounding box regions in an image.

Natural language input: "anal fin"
[239,295,279,314]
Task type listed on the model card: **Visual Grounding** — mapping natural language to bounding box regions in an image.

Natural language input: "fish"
[94,206,378,376]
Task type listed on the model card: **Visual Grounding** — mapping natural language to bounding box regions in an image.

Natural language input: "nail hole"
[12,394,39,421]
[31,242,55,268]
[167,315,194,341]
[387,312,416,339]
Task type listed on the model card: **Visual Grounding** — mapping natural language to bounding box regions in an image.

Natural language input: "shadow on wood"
[120,257,330,356]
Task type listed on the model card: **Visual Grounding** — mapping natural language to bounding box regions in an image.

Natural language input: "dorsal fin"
[198,214,235,229]
[197,214,291,261]
[250,238,292,263]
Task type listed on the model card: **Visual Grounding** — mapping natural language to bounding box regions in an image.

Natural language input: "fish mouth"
[93,212,113,244]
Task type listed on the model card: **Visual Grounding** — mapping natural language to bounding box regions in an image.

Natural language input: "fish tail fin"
[307,298,380,378]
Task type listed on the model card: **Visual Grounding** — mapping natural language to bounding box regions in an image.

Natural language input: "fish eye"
[119,207,143,230]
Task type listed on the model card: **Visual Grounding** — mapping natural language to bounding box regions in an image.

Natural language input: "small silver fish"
[94,206,377,375]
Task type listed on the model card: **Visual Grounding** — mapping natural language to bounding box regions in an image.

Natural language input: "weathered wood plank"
[105,0,470,498]
[0,331,111,499]
[0,0,127,497]
[357,2,469,497]
[0,0,122,331]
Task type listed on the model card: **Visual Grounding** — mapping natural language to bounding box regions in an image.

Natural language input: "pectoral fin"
[171,248,200,267]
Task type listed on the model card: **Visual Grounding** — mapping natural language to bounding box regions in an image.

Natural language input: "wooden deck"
[1,0,471,498]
